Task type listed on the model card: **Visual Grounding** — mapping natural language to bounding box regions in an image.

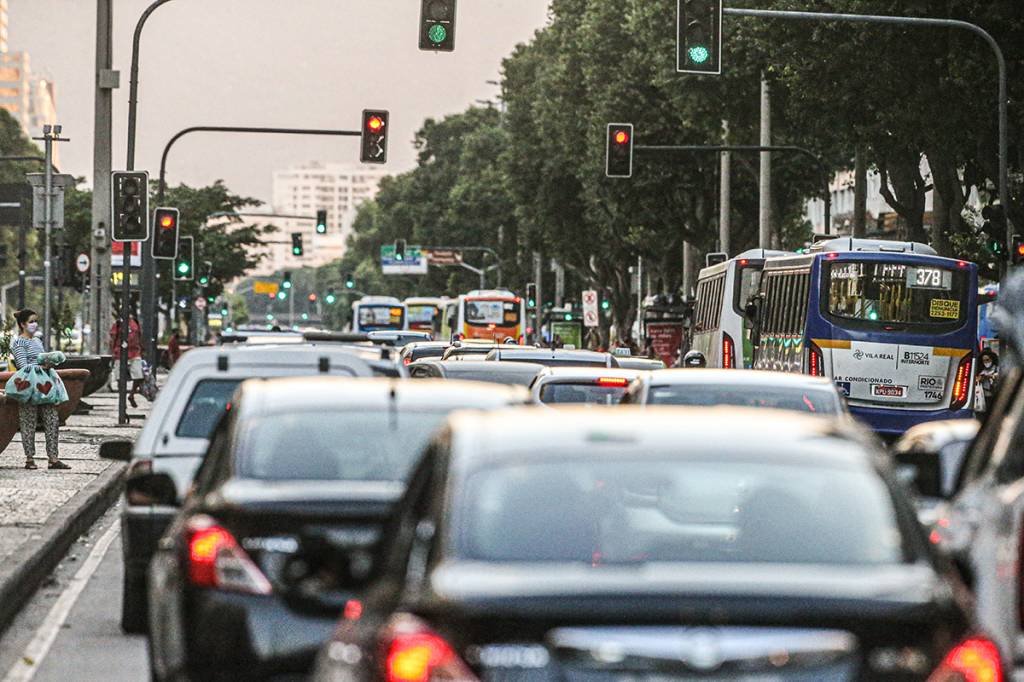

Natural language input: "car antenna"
[388,383,398,431]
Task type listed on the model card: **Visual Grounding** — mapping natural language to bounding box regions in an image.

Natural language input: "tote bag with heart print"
[4,365,68,405]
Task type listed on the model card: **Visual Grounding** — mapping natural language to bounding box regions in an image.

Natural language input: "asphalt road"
[0,504,147,682]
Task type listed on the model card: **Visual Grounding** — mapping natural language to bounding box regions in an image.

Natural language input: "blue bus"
[752,238,978,438]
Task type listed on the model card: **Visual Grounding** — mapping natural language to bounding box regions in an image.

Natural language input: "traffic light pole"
[143,126,360,364]
[722,7,1009,250]
[635,144,832,236]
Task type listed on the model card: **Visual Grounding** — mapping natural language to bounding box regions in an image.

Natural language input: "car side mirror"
[99,439,133,461]
[893,449,947,500]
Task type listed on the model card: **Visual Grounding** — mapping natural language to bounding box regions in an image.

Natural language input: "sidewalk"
[0,389,150,635]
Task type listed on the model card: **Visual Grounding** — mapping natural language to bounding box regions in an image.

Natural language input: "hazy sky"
[7,0,551,203]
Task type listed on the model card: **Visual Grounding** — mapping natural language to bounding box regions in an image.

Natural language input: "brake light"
[722,332,736,369]
[403,356,412,366]
[518,334,525,345]
[186,515,271,595]
[927,636,1002,682]
[381,616,476,682]
[807,342,824,377]
[596,377,629,387]
[950,353,974,410]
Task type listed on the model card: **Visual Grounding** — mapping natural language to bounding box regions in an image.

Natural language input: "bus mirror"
[744,300,759,321]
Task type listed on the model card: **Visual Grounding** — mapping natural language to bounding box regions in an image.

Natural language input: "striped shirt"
[12,336,44,370]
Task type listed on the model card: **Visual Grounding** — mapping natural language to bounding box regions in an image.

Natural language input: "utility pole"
[682,242,695,299]
[32,126,68,351]
[532,252,542,345]
[758,76,772,249]
[552,260,565,308]
[719,120,731,254]
[92,0,117,353]
[853,147,867,237]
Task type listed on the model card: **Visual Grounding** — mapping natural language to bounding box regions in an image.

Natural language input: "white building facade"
[258,162,388,274]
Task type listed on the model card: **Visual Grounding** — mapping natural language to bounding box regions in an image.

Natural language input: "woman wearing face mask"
[10,309,70,470]
[977,349,1000,417]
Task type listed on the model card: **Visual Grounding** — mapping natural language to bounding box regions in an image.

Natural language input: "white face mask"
[983,360,993,369]
[26,322,38,334]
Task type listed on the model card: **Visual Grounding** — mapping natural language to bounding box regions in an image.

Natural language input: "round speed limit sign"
[75,253,90,273]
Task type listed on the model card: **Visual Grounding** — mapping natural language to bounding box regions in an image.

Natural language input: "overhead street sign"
[253,280,280,296]
[381,244,428,275]
[425,248,463,266]
[582,289,599,328]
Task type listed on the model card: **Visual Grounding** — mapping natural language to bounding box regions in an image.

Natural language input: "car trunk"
[416,562,966,681]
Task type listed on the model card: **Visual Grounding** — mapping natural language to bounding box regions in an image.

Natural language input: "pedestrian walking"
[7,309,71,470]
[109,310,145,407]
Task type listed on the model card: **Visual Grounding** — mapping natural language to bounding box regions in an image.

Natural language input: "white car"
[529,366,643,405]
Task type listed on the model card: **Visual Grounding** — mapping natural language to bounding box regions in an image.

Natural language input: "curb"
[0,461,127,637]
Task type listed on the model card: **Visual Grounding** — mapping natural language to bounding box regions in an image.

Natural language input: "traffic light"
[152,207,180,259]
[344,273,355,289]
[1012,234,1024,266]
[282,272,292,289]
[316,209,327,235]
[982,205,1008,257]
[394,239,407,262]
[220,304,229,316]
[601,296,611,311]
[677,0,722,75]
[606,123,634,178]
[111,171,149,241]
[308,293,317,303]
[325,289,337,304]
[419,0,456,52]
[173,236,194,281]
[291,232,304,257]
[360,110,389,164]
[198,260,212,286]
[525,282,537,308]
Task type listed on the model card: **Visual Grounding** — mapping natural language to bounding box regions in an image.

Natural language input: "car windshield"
[466,300,520,327]
[457,458,905,566]
[539,382,628,405]
[176,379,242,438]
[238,410,449,482]
[647,384,840,415]
[826,261,968,328]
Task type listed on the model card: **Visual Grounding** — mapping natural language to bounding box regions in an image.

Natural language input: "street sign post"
[381,244,428,275]
[582,289,599,328]
[26,173,74,229]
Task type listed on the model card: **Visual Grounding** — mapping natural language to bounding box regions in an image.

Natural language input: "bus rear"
[809,251,978,436]
[404,297,445,333]
[458,290,525,343]
[351,297,407,333]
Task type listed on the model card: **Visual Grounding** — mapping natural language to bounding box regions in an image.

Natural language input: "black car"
[312,407,998,682]
[399,341,450,367]
[146,377,528,681]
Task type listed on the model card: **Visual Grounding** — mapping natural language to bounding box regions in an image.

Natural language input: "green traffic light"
[601,300,611,310]
[428,23,447,43]
[688,45,710,64]
[177,262,190,275]
[266,313,274,321]
[528,298,536,307]
[282,280,292,289]
[325,294,337,304]
[277,291,287,300]
[564,313,573,321]
[199,276,209,285]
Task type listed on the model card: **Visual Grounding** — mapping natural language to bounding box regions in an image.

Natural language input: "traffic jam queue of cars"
[97,252,1022,682]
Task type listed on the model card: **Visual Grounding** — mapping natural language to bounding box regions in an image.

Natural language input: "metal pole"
[533,252,542,345]
[118,242,131,425]
[93,0,115,354]
[147,125,360,363]
[42,132,53,351]
[853,147,867,237]
[758,76,772,249]
[723,6,1009,247]
[719,121,731,254]
[17,219,25,309]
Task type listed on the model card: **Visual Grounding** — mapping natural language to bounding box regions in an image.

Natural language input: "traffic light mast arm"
[635,143,832,235]
[721,6,1009,249]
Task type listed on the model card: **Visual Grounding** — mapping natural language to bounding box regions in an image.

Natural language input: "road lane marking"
[2,521,120,682]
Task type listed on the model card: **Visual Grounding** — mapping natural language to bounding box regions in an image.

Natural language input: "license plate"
[871,384,906,398]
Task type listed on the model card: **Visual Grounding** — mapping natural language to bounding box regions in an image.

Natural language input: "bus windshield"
[465,299,520,327]
[358,305,404,329]
[825,261,968,329]
[407,304,439,328]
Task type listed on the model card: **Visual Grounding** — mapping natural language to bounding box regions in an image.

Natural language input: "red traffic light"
[308,293,317,302]
[366,116,385,133]
[614,130,630,145]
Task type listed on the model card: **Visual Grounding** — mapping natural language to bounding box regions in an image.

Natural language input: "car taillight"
[722,332,736,369]
[807,341,824,377]
[950,353,974,410]
[403,356,412,366]
[381,616,477,682]
[186,515,272,595]
[927,636,1002,682]
[596,377,629,387]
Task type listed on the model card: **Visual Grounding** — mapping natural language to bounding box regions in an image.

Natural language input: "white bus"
[692,250,786,368]
[350,296,407,333]
[404,297,447,334]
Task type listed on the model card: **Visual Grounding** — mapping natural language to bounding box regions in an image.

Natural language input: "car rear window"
[648,384,841,415]
[175,379,242,438]
[458,459,906,566]
[238,410,449,482]
[539,382,628,405]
